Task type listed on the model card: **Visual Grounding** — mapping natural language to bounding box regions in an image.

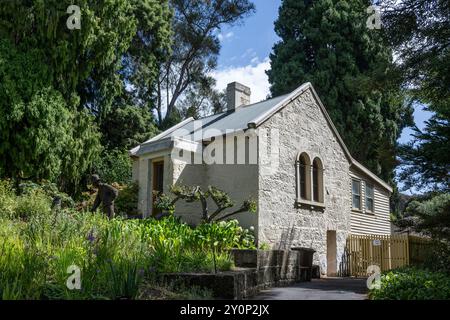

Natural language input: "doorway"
[152,160,164,216]
[327,230,337,277]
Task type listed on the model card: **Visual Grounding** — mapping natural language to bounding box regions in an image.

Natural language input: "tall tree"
[0,0,171,193]
[100,105,160,151]
[382,0,450,192]
[267,0,413,181]
[151,0,255,127]
[0,39,102,191]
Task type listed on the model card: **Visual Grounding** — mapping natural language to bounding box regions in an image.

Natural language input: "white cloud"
[218,31,234,42]
[211,57,271,103]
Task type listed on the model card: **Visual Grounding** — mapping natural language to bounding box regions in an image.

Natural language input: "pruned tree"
[154,184,257,222]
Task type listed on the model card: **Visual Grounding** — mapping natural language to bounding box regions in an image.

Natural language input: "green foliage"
[15,191,52,222]
[0,0,172,193]
[153,0,255,125]
[94,149,133,185]
[399,193,450,241]
[19,181,75,209]
[397,110,450,192]
[156,184,257,223]
[396,193,450,274]
[153,191,176,215]
[0,181,255,299]
[0,37,101,192]
[267,0,413,180]
[0,180,53,221]
[382,0,449,193]
[193,220,256,251]
[369,267,450,300]
[114,182,140,217]
[100,106,160,151]
[0,180,17,219]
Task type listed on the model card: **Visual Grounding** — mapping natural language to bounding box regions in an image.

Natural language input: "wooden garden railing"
[340,234,432,277]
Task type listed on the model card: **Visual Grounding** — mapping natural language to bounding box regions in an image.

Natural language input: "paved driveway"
[250,278,368,300]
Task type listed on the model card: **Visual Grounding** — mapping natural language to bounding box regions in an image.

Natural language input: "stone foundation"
[161,249,314,299]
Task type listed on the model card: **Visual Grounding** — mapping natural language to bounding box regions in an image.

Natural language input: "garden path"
[250,277,368,300]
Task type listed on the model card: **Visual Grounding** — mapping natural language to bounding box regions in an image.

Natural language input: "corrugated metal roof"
[155,94,290,141]
[129,82,393,193]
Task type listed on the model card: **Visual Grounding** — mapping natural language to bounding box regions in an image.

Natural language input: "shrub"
[0,184,256,300]
[15,190,52,221]
[94,149,132,185]
[192,220,256,250]
[369,267,450,300]
[113,182,139,217]
[0,180,17,219]
[398,193,450,241]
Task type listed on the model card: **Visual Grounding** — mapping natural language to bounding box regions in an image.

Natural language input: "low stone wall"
[161,249,312,299]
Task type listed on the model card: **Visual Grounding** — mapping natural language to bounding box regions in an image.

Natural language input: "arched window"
[296,152,311,201]
[312,158,324,203]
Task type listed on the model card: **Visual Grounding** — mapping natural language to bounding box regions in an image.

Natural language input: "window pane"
[365,183,374,211]
[313,166,319,202]
[300,164,306,199]
[366,183,374,198]
[366,198,374,212]
[353,195,361,209]
[352,180,360,195]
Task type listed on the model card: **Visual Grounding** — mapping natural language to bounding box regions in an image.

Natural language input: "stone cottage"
[130,82,393,276]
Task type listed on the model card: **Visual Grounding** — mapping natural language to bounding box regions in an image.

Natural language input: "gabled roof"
[130,82,393,193]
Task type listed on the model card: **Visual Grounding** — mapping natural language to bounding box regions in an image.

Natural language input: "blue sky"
[212,0,432,146]
[217,0,281,69]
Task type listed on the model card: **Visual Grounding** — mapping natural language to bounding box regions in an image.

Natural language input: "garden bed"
[0,180,258,300]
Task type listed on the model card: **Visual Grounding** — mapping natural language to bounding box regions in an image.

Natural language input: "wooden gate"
[345,234,410,277]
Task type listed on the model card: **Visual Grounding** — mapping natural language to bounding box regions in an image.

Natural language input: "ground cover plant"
[369,267,450,300]
[0,180,255,300]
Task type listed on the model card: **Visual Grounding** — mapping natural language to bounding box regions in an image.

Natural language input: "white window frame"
[365,182,375,213]
[352,179,362,211]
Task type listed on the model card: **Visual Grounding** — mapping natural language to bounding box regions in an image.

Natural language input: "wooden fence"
[339,234,432,277]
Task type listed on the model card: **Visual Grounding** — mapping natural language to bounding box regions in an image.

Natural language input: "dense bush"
[369,267,450,300]
[113,182,139,217]
[0,181,256,300]
[94,149,132,185]
[79,182,139,217]
[19,181,75,209]
[400,193,450,241]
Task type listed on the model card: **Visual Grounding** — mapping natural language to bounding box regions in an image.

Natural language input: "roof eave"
[247,82,393,194]
[128,117,195,155]
[350,160,393,193]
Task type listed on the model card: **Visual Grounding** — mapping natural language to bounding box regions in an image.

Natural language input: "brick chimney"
[226,82,251,111]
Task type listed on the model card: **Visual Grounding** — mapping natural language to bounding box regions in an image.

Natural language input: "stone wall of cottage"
[257,88,352,276]
[170,141,259,230]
